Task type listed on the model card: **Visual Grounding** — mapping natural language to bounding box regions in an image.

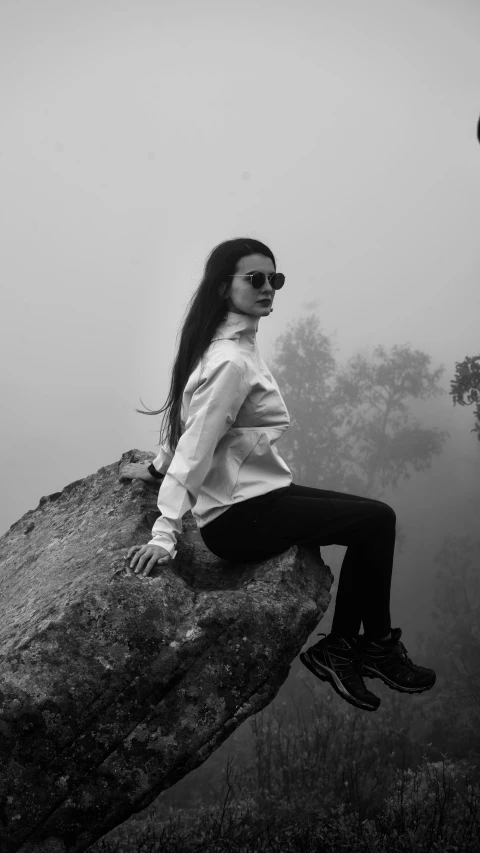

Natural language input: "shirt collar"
[212,311,259,343]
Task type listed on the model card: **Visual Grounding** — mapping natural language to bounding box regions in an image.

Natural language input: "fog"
[1,0,479,640]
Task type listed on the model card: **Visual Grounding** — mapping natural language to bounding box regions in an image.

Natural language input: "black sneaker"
[358,627,436,694]
[300,633,381,712]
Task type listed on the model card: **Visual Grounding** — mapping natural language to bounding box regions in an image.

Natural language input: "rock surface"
[0,449,333,853]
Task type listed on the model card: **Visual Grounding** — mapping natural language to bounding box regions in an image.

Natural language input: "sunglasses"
[228,271,285,290]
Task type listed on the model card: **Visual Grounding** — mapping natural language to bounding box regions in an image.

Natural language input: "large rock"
[0,449,332,853]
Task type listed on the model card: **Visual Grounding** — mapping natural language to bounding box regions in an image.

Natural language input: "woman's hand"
[127,543,171,578]
[120,461,158,484]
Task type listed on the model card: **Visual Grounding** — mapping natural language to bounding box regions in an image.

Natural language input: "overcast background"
[1,0,479,636]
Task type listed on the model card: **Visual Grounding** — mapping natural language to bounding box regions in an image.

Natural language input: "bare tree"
[431,535,480,711]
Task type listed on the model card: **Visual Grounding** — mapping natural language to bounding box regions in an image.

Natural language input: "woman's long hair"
[136,237,276,453]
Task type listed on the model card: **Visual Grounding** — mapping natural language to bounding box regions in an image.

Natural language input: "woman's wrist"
[148,463,164,481]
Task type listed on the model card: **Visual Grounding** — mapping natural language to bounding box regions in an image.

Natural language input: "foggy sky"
[1,0,479,634]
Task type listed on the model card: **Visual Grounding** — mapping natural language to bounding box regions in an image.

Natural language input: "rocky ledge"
[0,449,332,853]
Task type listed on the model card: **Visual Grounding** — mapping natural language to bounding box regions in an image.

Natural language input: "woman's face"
[221,254,276,317]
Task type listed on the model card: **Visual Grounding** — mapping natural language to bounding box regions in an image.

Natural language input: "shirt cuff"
[147,534,177,560]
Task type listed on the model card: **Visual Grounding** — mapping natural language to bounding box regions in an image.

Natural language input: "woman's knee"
[375,502,396,526]
[361,500,396,529]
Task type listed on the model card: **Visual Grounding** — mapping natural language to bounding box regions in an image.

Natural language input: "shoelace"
[315,632,366,667]
[370,634,420,672]
[393,640,420,672]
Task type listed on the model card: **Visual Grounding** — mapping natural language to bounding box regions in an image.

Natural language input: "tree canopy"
[270,315,448,499]
[450,355,480,441]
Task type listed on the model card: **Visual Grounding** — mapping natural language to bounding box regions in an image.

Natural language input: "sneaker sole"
[300,652,380,712]
[361,664,436,694]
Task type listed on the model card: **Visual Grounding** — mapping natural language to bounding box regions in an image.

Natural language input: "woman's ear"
[218,282,228,299]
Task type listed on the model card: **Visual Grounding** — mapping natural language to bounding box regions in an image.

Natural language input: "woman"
[121,237,435,713]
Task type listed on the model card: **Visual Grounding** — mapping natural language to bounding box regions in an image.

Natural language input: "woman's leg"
[284,486,435,700]
[201,482,435,709]
[200,482,396,639]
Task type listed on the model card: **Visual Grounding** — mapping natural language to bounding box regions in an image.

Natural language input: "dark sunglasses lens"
[251,272,265,289]
[250,272,285,289]
[272,273,285,290]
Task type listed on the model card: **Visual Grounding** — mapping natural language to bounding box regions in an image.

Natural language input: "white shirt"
[147,311,293,559]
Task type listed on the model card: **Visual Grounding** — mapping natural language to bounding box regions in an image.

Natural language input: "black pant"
[200,483,396,639]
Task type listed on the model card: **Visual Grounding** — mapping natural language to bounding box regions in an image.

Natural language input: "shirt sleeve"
[147,356,248,559]
[150,442,174,477]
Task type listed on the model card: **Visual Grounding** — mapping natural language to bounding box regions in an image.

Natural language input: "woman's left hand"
[127,543,171,578]
[119,461,158,484]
